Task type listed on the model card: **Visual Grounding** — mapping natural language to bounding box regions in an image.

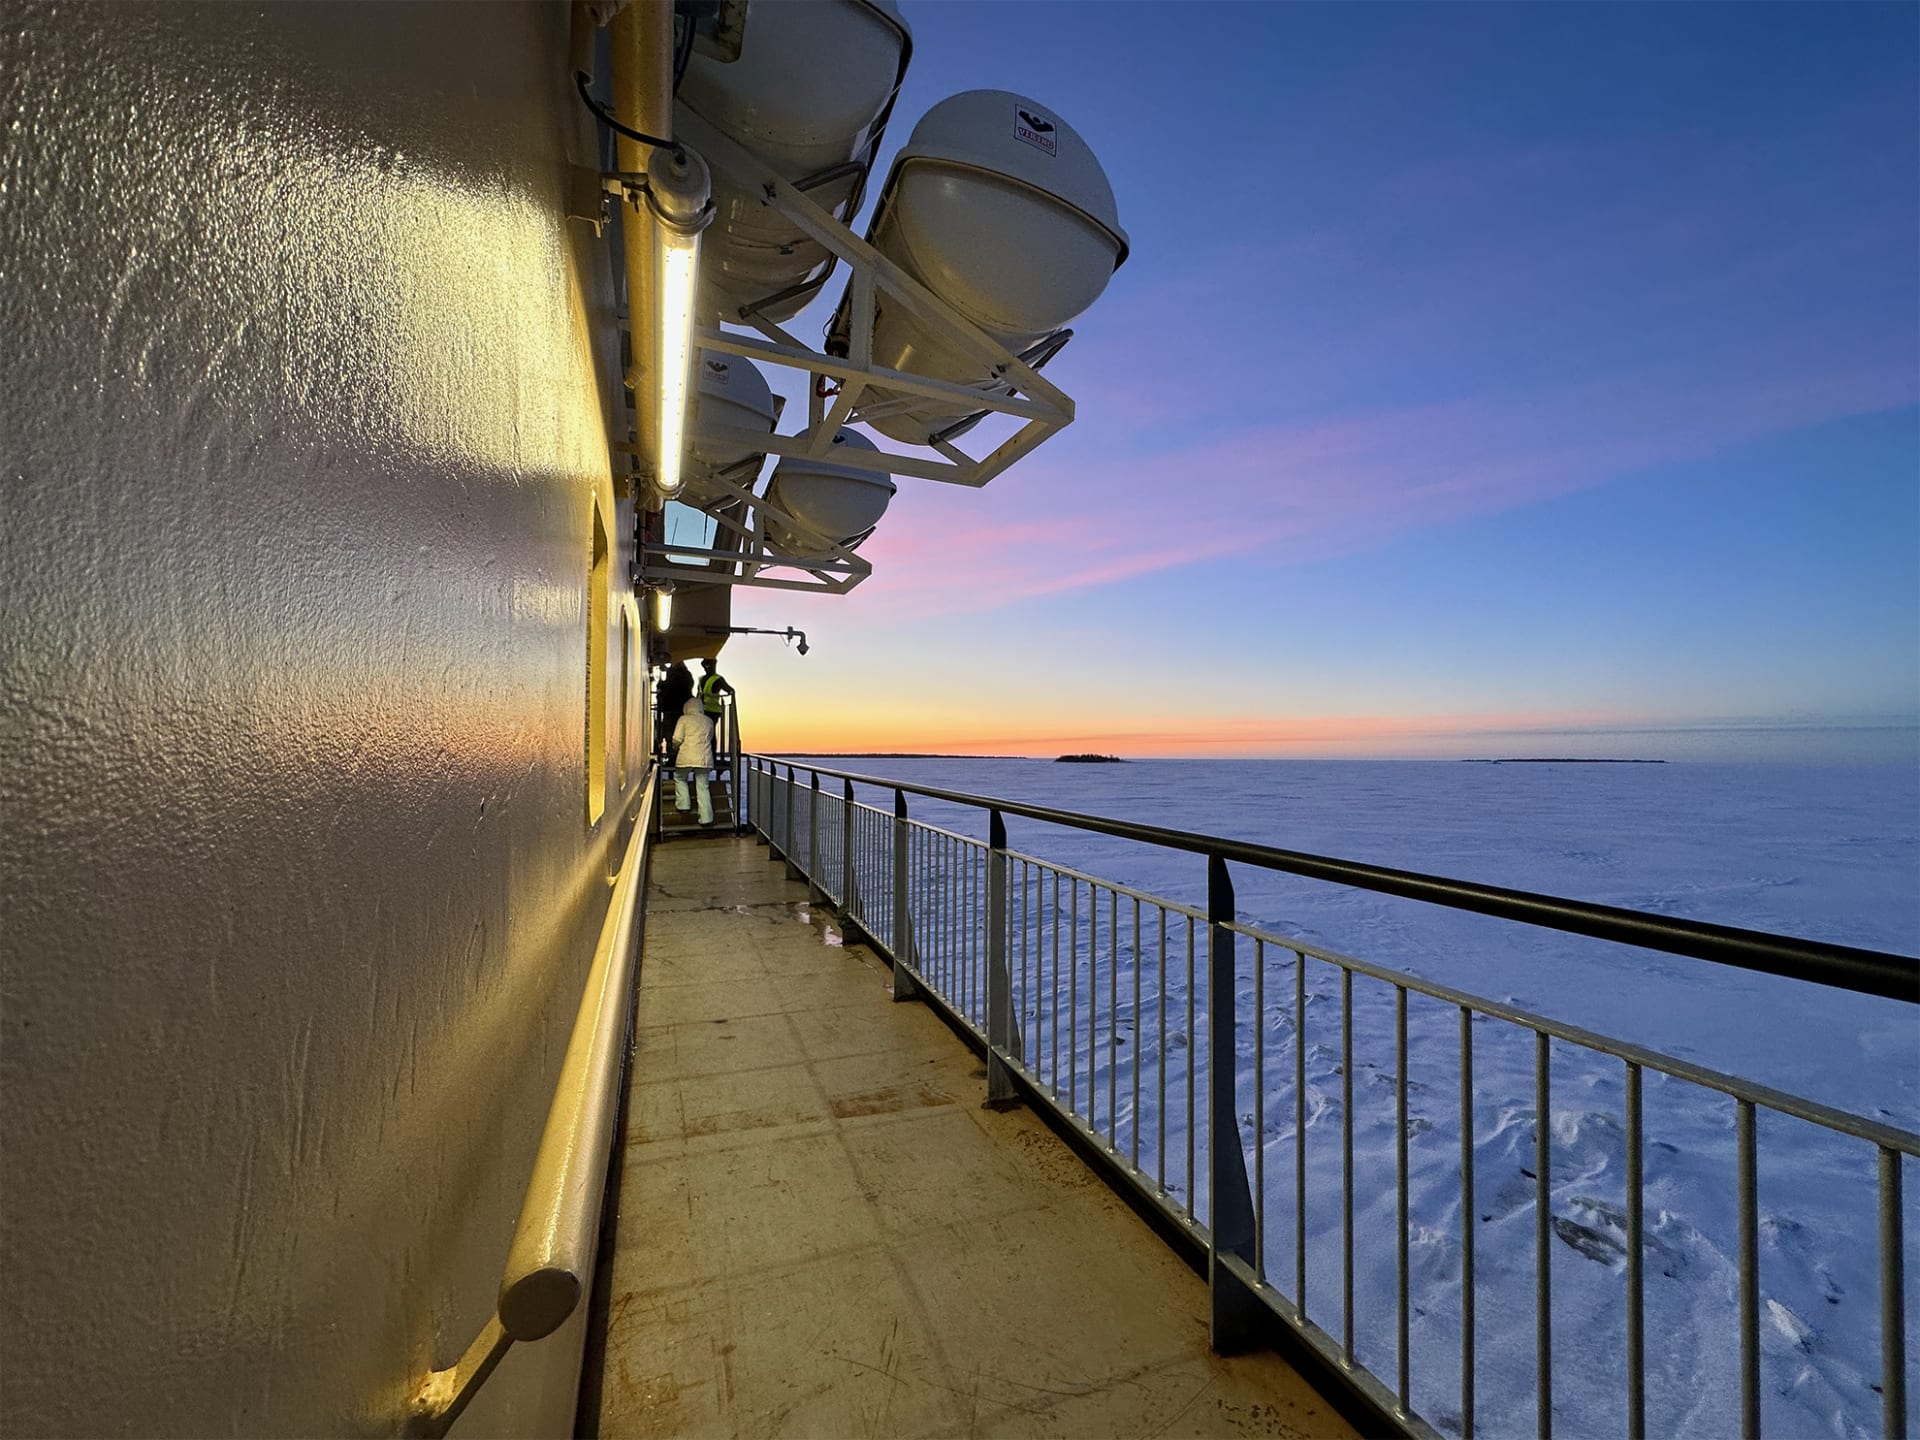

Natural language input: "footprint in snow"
[1372,1072,1428,1093]
[1760,1212,1847,1305]
[1765,1298,1814,1351]
[1550,1196,1684,1272]
[1552,1213,1625,1265]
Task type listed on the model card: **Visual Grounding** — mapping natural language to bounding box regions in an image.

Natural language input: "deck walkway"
[590,836,1355,1440]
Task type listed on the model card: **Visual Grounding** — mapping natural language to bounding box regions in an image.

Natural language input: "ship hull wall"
[0,4,641,1433]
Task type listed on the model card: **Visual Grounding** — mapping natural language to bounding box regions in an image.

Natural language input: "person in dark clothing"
[656,661,693,754]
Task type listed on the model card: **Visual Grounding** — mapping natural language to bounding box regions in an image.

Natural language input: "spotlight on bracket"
[691,623,811,657]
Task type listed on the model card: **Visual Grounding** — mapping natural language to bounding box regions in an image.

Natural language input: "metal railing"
[746,755,1917,1440]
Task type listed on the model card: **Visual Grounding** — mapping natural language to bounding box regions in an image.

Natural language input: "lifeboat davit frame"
[673,106,1078,495]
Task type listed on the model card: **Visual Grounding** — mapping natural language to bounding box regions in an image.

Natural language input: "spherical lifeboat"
[828,89,1128,445]
[683,349,776,508]
[759,428,897,560]
[675,0,911,324]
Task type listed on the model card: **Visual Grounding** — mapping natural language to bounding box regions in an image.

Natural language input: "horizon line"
[759,750,1915,765]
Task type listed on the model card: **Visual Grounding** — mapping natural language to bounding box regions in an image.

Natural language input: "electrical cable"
[671,11,695,93]
[575,72,683,160]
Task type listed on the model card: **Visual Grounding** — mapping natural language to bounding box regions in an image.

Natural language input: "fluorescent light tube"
[641,144,712,503]
[654,228,698,498]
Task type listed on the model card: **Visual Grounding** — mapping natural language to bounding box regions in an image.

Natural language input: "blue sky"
[725,1,1919,760]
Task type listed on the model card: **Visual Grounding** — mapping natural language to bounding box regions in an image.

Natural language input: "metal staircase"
[656,773,736,835]
[655,694,744,839]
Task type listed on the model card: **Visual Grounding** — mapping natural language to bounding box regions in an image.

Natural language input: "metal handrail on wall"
[744,754,1917,1440]
[405,770,657,1437]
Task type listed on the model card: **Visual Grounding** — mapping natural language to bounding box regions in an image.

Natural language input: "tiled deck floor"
[592,837,1355,1440]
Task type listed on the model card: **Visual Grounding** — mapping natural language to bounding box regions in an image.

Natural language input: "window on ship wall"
[618,606,630,790]
[586,496,609,826]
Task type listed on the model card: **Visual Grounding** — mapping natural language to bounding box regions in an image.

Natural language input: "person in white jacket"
[670,697,716,826]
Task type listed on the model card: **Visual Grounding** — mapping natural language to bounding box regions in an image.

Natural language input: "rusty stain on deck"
[828,1083,952,1119]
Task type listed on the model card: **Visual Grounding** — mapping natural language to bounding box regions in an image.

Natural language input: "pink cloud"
[818,338,1913,623]
[741,106,1914,627]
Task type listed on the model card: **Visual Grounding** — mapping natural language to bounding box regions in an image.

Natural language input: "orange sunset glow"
[745,704,1638,759]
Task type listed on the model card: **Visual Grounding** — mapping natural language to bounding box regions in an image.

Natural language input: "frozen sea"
[773,756,1919,1439]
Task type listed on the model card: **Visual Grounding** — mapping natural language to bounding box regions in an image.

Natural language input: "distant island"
[1056,753,1126,764]
[1463,758,1666,764]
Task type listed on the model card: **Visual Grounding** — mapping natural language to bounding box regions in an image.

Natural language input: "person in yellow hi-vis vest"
[699,657,735,756]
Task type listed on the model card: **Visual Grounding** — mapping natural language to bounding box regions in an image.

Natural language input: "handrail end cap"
[499,1267,581,1341]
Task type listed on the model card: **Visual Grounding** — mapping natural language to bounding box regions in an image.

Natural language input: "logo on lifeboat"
[1014,106,1057,156]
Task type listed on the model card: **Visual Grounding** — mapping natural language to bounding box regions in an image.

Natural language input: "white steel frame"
[639,465,873,595]
[633,110,1080,595]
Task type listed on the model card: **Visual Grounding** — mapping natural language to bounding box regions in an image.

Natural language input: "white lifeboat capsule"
[684,350,776,507]
[831,89,1129,445]
[760,428,897,560]
[674,0,911,324]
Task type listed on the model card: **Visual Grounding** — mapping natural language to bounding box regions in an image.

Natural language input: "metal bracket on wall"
[566,164,610,237]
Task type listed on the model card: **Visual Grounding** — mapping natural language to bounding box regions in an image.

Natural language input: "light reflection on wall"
[0,4,640,1436]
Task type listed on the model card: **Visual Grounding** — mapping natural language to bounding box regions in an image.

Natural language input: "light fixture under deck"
[641,143,713,502]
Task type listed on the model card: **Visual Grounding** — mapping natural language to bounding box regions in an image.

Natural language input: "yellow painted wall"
[0,3,640,1431]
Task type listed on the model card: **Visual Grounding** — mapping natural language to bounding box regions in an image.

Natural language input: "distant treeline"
[774,752,1025,761]
[1055,753,1126,764]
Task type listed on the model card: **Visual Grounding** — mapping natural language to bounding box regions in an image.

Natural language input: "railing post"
[731,702,744,832]
[1208,853,1263,1353]
[841,777,855,917]
[782,764,798,880]
[1880,1146,1907,1440]
[891,787,921,1002]
[808,770,822,903]
[756,760,771,852]
[985,808,1022,1109]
